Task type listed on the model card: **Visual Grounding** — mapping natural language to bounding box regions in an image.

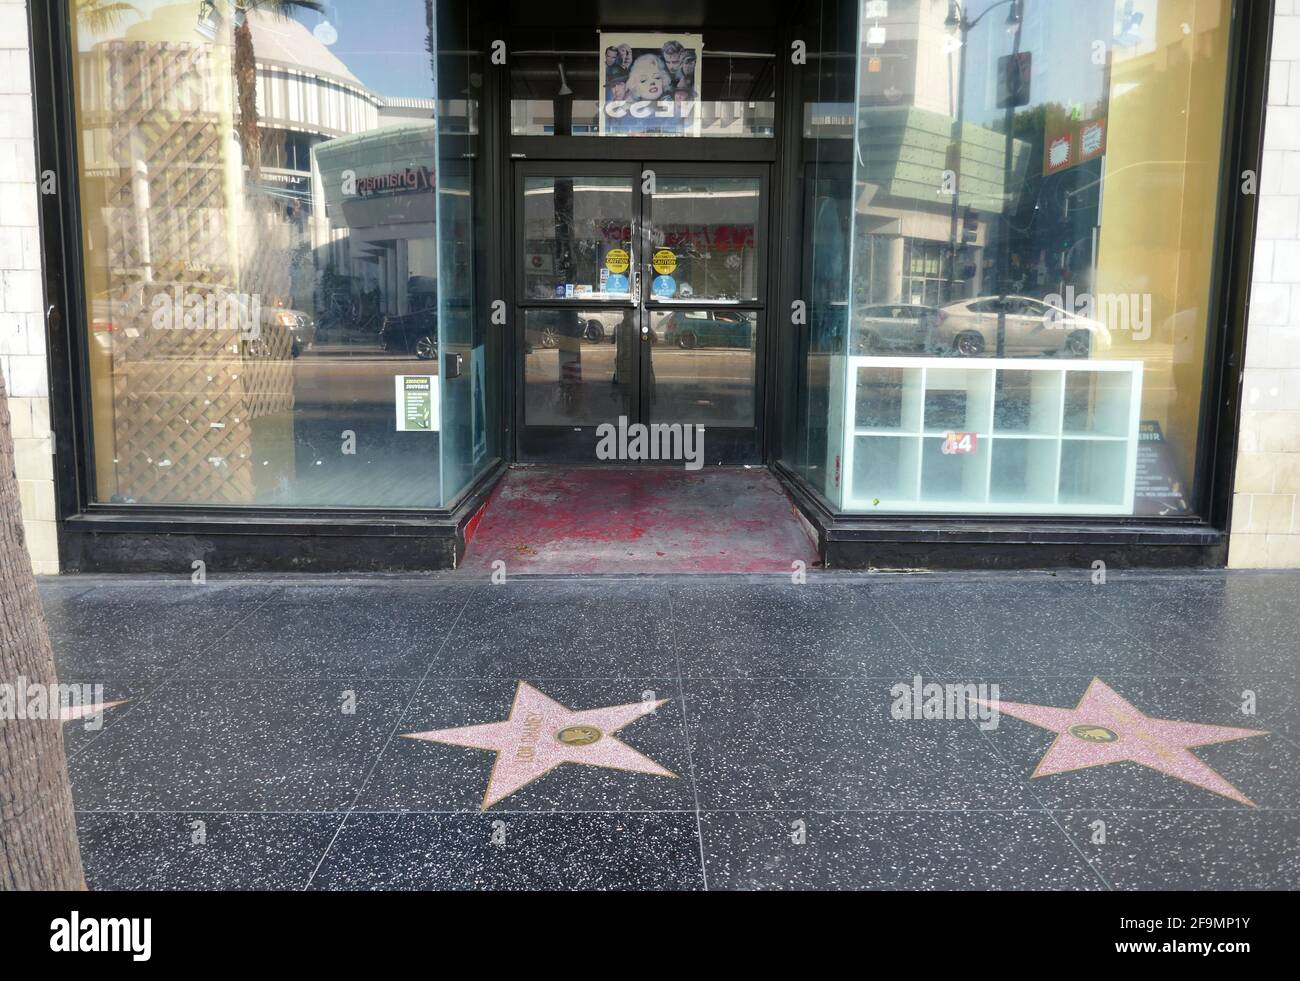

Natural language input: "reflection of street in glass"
[524,342,754,428]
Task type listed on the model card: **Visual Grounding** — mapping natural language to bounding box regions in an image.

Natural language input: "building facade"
[0,0,1291,572]
[1,0,55,573]
[1230,6,1300,567]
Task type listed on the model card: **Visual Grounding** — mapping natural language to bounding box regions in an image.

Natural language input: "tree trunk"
[235,19,261,181]
[0,375,85,890]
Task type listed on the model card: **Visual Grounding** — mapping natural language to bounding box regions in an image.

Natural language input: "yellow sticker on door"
[605,248,630,274]
[652,249,677,275]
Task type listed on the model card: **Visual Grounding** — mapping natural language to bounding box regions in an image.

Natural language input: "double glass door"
[515,161,767,463]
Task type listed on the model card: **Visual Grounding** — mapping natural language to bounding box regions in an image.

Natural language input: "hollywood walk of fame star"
[402,682,676,809]
[975,678,1267,806]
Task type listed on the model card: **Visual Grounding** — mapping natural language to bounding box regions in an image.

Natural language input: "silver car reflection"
[935,295,1110,358]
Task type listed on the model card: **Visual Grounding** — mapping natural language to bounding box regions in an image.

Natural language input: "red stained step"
[459,466,820,575]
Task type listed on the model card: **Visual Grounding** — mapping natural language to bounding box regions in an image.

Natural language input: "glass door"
[515,161,766,463]
[516,163,640,461]
[641,165,766,462]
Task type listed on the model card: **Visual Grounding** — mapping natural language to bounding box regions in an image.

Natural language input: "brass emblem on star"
[555,724,603,746]
[1069,723,1119,743]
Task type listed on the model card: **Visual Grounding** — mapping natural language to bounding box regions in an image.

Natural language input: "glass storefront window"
[780,0,857,504]
[69,0,492,509]
[433,2,495,505]
[792,0,1234,518]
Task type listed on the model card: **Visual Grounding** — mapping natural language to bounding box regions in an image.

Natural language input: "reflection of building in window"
[901,239,960,308]
[243,12,442,322]
[850,1,1032,313]
[852,102,1027,309]
[75,7,299,505]
[239,9,429,322]
[73,5,431,506]
[314,125,439,322]
[245,8,381,225]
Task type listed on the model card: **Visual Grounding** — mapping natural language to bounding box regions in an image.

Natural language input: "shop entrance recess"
[513,161,769,463]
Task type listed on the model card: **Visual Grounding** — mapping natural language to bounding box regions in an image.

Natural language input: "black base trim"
[58,462,507,573]
[770,461,1228,571]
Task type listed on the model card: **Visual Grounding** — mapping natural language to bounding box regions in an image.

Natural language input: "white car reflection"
[935,295,1111,358]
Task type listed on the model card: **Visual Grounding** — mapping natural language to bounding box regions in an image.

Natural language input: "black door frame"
[509,156,773,464]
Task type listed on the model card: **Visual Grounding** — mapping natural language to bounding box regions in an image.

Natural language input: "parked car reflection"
[852,303,940,354]
[524,309,588,352]
[380,306,437,360]
[935,295,1110,358]
[575,309,627,343]
[379,277,438,360]
[662,309,753,349]
[262,307,316,358]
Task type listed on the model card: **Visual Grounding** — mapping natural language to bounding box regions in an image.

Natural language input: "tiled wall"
[1231,5,1300,568]
[0,0,56,574]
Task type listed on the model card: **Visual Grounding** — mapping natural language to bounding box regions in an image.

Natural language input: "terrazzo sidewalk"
[37,569,1300,890]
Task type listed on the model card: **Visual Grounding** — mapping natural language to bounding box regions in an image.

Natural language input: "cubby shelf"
[830,357,1144,515]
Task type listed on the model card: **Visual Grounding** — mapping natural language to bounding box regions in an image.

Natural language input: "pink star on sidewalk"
[976,678,1267,806]
[402,682,676,809]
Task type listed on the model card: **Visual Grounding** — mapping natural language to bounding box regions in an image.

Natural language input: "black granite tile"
[68,680,415,812]
[873,580,1185,677]
[1123,673,1300,750]
[41,581,280,680]
[1088,574,1300,677]
[667,582,919,677]
[59,678,153,758]
[682,679,1036,811]
[700,810,1104,890]
[76,811,342,891]
[309,812,705,890]
[1051,809,1300,890]
[355,677,694,813]
[182,584,468,679]
[427,581,677,678]
[973,677,1299,810]
[35,578,100,602]
[1196,675,1300,746]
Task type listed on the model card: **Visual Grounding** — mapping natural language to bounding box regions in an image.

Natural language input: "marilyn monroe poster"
[600,32,702,136]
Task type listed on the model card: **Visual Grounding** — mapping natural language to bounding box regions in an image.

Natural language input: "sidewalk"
[38,569,1300,890]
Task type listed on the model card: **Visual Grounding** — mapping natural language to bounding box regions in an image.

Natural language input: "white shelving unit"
[830,356,1144,515]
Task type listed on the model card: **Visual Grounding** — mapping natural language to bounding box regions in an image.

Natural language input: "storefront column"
[885,235,905,304]
[396,238,410,315]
